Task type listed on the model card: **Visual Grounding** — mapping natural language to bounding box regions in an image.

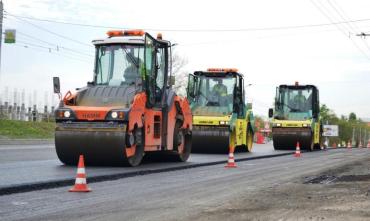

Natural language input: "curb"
[0,151,294,196]
[0,139,54,145]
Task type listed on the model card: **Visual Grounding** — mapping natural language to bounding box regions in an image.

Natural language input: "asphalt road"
[0,145,369,221]
[0,142,291,190]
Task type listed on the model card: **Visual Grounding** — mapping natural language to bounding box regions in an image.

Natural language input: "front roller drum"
[272,127,313,151]
[55,126,144,166]
[191,126,230,153]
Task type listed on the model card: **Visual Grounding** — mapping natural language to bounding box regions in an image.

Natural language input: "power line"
[15,39,92,59]
[3,30,93,58]
[309,0,370,60]
[5,11,370,32]
[5,11,92,48]
[11,40,91,63]
[327,0,370,51]
[12,44,91,64]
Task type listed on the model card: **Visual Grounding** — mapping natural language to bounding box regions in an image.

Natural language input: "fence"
[0,101,55,122]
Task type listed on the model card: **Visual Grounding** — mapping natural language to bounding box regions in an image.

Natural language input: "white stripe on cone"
[77,168,85,174]
[75,178,87,184]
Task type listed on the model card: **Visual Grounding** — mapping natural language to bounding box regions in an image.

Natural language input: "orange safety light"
[119,112,124,119]
[107,29,145,37]
[157,33,163,40]
[207,68,238,73]
[107,30,124,37]
[124,29,145,36]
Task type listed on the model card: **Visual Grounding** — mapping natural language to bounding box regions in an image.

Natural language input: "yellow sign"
[5,29,16,43]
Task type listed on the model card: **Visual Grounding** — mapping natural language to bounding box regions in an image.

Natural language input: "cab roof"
[194,68,243,78]
[279,84,318,90]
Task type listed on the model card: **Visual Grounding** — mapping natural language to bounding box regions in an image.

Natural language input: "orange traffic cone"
[294,142,301,157]
[347,141,352,149]
[225,146,237,168]
[332,142,337,149]
[69,155,91,192]
[367,140,370,148]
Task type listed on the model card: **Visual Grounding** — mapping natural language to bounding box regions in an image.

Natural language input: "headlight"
[111,111,118,119]
[302,124,310,127]
[64,110,71,118]
[106,110,126,121]
[273,123,281,127]
[219,121,229,125]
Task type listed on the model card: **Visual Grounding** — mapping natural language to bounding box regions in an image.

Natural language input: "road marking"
[11,201,28,206]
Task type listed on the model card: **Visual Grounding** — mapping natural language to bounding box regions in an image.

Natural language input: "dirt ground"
[195,156,370,221]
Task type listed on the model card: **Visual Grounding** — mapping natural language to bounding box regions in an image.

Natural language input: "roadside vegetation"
[0,119,55,139]
[320,104,370,145]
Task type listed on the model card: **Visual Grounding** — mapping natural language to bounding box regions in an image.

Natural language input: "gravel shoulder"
[192,153,370,221]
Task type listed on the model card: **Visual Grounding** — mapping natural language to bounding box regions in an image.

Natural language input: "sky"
[1,0,370,119]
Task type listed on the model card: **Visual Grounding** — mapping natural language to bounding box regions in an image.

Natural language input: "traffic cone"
[367,140,370,148]
[347,141,352,149]
[294,142,301,157]
[69,155,91,192]
[332,142,337,149]
[225,146,237,168]
[359,141,363,148]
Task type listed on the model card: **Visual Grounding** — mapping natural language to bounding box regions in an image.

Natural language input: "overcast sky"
[1,0,370,118]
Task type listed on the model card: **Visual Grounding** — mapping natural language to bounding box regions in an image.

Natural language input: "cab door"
[143,33,169,149]
[144,33,168,108]
[186,74,198,104]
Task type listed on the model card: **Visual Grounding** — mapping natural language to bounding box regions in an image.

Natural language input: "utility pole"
[0,0,3,89]
[0,0,3,72]
[352,127,355,146]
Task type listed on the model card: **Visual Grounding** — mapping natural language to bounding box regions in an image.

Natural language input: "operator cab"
[269,82,319,121]
[187,68,245,117]
[92,30,146,87]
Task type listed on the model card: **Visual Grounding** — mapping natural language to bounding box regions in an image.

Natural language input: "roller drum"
[272,127,313,150]
[55,122,128,166]
[191,126,230,153]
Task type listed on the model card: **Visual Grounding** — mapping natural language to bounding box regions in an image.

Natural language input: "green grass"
[0,119,55,139]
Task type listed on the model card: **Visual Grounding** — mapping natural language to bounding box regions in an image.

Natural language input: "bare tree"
[171,51,188,96]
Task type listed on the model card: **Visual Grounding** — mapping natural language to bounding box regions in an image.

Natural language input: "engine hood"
[76,85,137,108]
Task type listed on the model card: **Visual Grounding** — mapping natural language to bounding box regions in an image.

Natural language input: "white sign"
[323,125,339,137]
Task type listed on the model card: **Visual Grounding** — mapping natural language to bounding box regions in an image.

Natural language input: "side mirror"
[268,108,273,118]
[53,77,60,94]
[169,75,175,86]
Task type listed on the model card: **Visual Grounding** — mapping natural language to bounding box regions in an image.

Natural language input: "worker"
[212,79,227,97]
[124,51,140,84]
[293,90,306,111]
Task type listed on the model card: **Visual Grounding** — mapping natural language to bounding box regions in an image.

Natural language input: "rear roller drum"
[168,122,191,162]
[246,128,253,152]
[124,127,144,167]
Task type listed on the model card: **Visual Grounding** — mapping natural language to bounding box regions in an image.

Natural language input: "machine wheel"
[314,135,322,150]
[124,126,144,167]
[307,137,314,151]
[171,121,191,162]
[246,128,253,152]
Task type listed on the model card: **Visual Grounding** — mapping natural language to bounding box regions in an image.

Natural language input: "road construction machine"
[53,30,192,166]
[187,68,255,153]
[269,82,322,151]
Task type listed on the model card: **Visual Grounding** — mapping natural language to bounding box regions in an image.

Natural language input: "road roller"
[187,68,255,153]
[53,30,192,166]
[269,82,322,151]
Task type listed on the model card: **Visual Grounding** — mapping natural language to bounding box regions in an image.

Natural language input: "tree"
[171,51,188,96]
[349,112,357,121]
